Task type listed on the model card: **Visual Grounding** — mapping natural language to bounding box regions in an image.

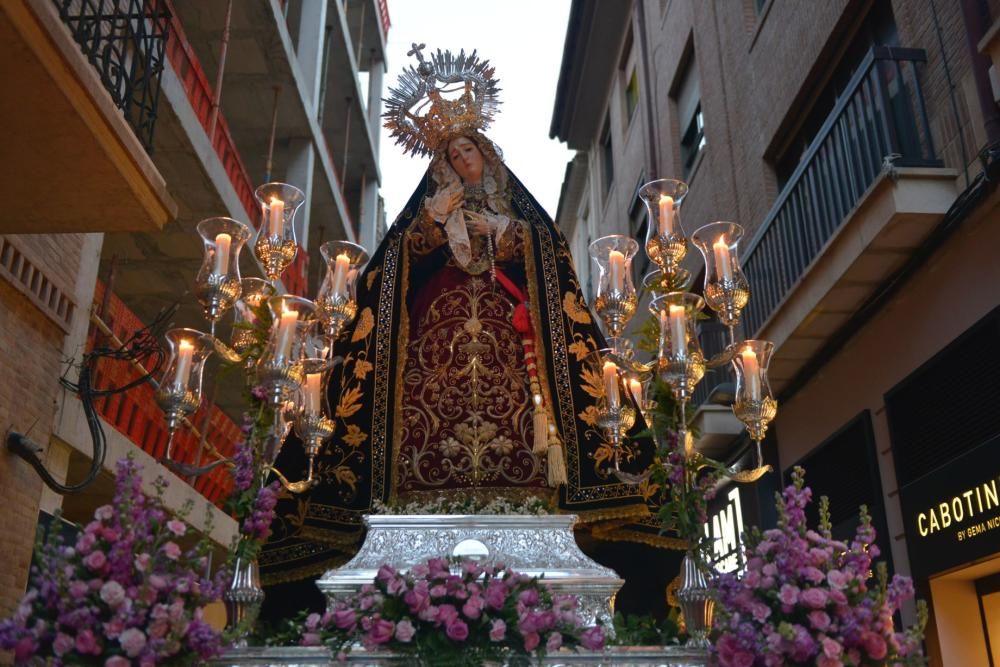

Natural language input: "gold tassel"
[547,440,568,487]
[533,410,548,455]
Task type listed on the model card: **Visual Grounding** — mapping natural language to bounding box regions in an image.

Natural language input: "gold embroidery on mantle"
[396,275,546,493]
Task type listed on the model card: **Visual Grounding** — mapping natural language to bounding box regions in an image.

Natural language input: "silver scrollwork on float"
[317,514,620,630]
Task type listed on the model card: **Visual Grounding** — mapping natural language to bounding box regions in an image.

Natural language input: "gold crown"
[384,44,501,158]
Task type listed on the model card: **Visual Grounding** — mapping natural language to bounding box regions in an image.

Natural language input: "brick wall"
[0,233,86,616]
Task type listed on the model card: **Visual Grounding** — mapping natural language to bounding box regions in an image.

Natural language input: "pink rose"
[76,629,101,655]
[387,577,406,595]
[395,619,416,642]
[84,551,107,571]
[332,608,356,631]
[104,657,130,667]
[778,584,799,606]
[462,596,484,619]
[809,610,832,631]
[827,569,849,590]
[166,519,187,537]
[518,588,540,606]
[418,605,439,622]
[861,631,887,660]
[162,541,182,560]
[408,563,429,578]
[53,632,74,656]
[149,574,168,590]
[404,586,430,613]
[118,627,147,657]
[522,631,540,651]
[800,587,829,609]
[304,613,322,631]
[818,657,844,667]
[446,619,469,642]
[546,632,563,652]
[485,581,507,609]
[489,619,507,642]
[580,626,605,651]
[13,637,36,663]
[821,635,843,658]
[376,564,397,583]
[430,584,447,598]
[367,619,395,645]
[100,581,126,608]
[69,580,89,599]
[301,632,321,646]
[437,604,459,626]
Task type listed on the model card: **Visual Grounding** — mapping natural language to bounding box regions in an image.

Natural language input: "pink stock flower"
[162,541,182,560]
[800,587,829,609]
[52,632,74,656]
[827,569,849,590]
[166,519,187,537]
[778,583,800,606]
[809,610,832,631]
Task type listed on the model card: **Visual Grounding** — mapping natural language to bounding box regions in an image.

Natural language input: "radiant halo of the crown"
[383,44,502,158]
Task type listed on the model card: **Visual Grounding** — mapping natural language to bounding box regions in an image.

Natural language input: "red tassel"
[512,302,532,335]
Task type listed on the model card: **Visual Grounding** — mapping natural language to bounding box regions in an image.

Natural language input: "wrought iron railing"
[692,320,734,408]
[55,0,170,151]
[741,46,941,337]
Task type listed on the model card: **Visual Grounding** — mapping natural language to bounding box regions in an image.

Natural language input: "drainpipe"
[208,0,234,144]
[961,0,1000,146]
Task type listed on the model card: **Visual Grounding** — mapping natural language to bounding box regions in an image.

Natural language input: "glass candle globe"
[588,235,639,341]
[194,217,251,328]
[691,221,750,330]
[650,292,706,403]
[316,240,369,341]
[639,179,689,276]
[254,182,306,282]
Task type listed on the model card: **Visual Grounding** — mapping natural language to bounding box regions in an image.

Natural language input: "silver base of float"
[213,645,708,666]
[317,514,621,629]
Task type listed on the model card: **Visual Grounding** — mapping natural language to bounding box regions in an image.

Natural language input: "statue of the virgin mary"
[261,46,683,617]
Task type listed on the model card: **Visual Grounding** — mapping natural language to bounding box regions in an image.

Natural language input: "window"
[600,116,614,196]
[628,183,649,280]
[680,104,705,177]
[774,3,899,189]
[753,0,768,14]
[674,52,704,179]
[625,68,640,122]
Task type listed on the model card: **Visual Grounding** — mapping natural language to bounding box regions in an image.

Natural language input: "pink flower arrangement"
[300,557,605,664]
[0,457,227,665]
[712,467,927,667]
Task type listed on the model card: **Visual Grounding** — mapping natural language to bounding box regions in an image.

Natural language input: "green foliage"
[609,611,682,646]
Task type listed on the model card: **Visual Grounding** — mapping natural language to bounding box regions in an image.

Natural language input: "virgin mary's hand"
[426,184,464,223]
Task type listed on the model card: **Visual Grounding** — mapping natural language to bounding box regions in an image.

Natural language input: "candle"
[658,195,674,236]
[331,253,350,298]
[275,307,299,362]
[213,232,231,275]
[304,372,323,415]
[602,360,620,409]
[741,347,761,401]
[668,304,687,358]
[268,198,285,238]
[713,237,733,283]
[628,378,643,406]
[608,250,625,293]
[174,339,194,391]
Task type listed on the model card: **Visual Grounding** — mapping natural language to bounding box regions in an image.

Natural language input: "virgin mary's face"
[447,136,484,185]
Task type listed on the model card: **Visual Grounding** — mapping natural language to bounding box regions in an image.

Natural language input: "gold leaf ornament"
[562,292,592,324]
[353,358,374,380]
[351,307,374,342]
[334,466,358,492]
[343,424,368,447]
[335,385,364,418]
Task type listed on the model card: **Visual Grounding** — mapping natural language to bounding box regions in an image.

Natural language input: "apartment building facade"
[0,0,388,618]
[551,1,1000,664]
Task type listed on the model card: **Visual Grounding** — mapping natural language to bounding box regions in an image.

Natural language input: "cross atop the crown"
[408,42,427,61]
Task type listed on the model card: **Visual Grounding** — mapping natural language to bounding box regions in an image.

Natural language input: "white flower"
[99,580,126,608]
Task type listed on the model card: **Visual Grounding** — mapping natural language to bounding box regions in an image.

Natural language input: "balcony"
[736,46,956,396]
[0,0,177,233]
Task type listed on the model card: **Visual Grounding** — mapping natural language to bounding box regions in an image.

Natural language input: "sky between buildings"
[374,0,575,226]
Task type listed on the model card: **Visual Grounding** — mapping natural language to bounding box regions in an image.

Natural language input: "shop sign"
[704,486,745,573]
[900,438,1000,579]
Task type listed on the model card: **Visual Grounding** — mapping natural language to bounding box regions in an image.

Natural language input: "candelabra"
[153,181,366,493]
[587,178,777,483]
